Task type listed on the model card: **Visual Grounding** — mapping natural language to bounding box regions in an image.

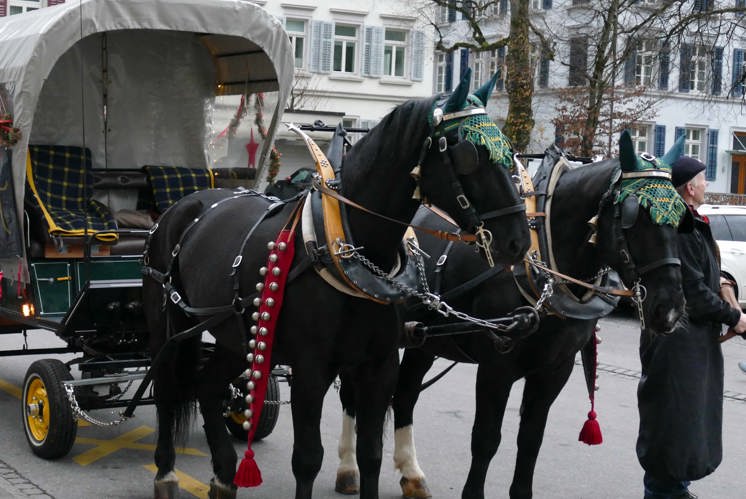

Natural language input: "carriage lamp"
[21,302,35,317]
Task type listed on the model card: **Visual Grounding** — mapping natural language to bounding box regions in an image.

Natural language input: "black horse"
[335,132,688,499]
[142,69,530,499]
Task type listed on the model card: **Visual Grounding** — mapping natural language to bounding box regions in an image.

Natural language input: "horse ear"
[444,68,472,113]
[472,72,499,107]
[619,129,639,173]
[660,133,685,167]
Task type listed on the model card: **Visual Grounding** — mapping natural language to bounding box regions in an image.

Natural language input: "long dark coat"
[636,209,741,481]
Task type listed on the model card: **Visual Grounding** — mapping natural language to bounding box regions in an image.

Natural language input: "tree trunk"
[502,0,534,152]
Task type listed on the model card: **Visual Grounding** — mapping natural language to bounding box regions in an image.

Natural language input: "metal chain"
[351,250,522,332]
[632,279,647,331]
[64,383,130,427]
[227,382,290,406]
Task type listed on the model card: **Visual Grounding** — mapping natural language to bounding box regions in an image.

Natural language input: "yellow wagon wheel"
[22,359,78,459]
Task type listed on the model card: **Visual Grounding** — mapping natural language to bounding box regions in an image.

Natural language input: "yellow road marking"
[144,464,209,499]
[74,425,207,465]
[0,378,21,399]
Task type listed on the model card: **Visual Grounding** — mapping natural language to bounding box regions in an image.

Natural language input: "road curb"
[0,459,52,498]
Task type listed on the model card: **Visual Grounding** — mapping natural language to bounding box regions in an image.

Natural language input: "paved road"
[1,313,746,498]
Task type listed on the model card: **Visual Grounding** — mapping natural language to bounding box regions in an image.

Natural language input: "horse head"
[415,69,530,266]
[596,131,687,334]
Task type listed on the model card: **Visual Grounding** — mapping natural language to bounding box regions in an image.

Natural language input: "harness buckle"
[170,291,182,304]
[436,254,447,266]
[438,136,448,153]
[232,255,243,268]
[456,194,471,210]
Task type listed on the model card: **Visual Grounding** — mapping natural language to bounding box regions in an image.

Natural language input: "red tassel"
[234,449,263,487]
[579,410,603,445]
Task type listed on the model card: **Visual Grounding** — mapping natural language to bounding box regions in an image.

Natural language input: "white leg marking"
[338,413,358,472]
[394,425,425,479]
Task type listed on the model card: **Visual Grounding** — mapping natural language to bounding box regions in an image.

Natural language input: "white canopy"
[0,0,293,204]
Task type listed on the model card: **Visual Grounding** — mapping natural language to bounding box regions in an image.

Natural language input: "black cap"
[671,156,706,188]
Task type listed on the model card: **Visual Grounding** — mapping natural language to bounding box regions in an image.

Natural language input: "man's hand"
[735,313,746,335]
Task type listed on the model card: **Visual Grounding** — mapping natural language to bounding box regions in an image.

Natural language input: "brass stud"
[278,242,287,251]
[265,298,275,307]
[257,341,267,350]
[246,353,254,363]
[260,312,270,321]
[267,242,276,250]
[259,267,268,276]
[256,282,265,292]
[255,354,264,364]
[242,421,251,430]
[269,282,279,291]
[253,297,261,307]
[252,371,262,380]
[251,312,259,321]
[272,267,281,277]
[269,254,279,263]
[248,339,256,349]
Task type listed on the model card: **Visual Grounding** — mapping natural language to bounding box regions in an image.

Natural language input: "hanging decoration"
[254,93,282,184]
[0,114,21,148]
[246,129,259,169]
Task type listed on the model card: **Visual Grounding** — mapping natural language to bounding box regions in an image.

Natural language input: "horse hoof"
[400,476,432,499]
[154,472,179,499]
[335,469,360,495]
[207,478,237,499]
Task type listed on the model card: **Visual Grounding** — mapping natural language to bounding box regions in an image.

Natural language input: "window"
[693,0,713,12]
[383,29,407,77]
[630,125,652,154]
[690,45,708,93]
[733,132,746,151]
[436,5,449,23]
[286,19,307,70]
[680,43,723,94]
[635,40,657,86]
[435,53,447,93]
[334,24,358,74]
[708,215,731,240]
[8,0,40,15]
[684,128,706,161]
[471,52,485,91]
[569,36,588,86]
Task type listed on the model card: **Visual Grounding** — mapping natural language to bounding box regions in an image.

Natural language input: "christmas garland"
[254,93,282,184]
[0,114,21,148]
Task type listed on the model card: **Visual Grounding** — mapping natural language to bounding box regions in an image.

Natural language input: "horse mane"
[341,95,438,184]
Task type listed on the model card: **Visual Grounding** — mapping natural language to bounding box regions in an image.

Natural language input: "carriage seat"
[26,145,118,257]
[143,165,214,214]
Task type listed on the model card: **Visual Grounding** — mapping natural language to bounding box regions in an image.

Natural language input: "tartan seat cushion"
[27,145,118,242]
[143,165,214,213]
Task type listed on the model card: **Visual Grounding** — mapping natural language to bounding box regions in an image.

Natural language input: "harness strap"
[316,182,477,242]
[122,308,237,418]
[636,257,680,276]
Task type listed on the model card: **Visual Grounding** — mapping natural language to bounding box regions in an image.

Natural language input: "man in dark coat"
[636,156,746,499]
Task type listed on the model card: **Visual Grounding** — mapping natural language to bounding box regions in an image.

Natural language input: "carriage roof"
[0,0,294,203]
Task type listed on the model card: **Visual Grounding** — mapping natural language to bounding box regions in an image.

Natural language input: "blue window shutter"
[555,123,564,147]
[460,48,470,79]
[654,125,666,158]
[445,52,453,92]
[496,47,505,91]
[679,43,691,92]
[539,54,550,88]
[675,127,686,143]
[733,48,745,97]
[448,1,456,22]
[363,26,383,77]
[712,46,723,95]
[500,0,508,15]
[624,37,637,87]
[543,0,553,9]
[706,129,718,181]
[411,30,425,81]
[659,41,670,90]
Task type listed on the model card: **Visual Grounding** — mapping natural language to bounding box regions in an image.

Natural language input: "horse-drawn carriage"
[0,0,293,459]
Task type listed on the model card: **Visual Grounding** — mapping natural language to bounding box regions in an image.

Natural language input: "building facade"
[439,0,746,196]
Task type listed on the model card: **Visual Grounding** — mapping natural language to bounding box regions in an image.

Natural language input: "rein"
[526,259,633,298]
[314,181,480,243]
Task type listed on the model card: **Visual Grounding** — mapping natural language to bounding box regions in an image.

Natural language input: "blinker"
[450,141,480,175]
[620,194,640,229]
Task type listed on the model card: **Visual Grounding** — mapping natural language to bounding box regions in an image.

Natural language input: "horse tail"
[144,196,212,442]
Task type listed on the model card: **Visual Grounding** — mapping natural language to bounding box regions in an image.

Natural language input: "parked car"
[698,204,746,308]
[264,167,315,200]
